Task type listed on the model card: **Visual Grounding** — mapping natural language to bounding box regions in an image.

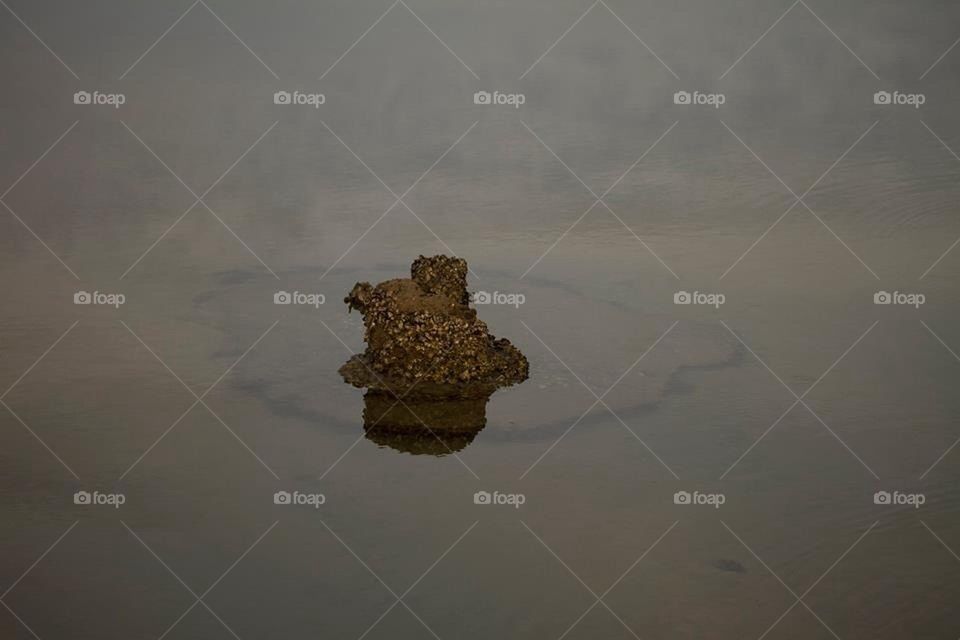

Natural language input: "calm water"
[2,1,960,638]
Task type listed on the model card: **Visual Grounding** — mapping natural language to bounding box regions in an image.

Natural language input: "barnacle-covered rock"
[340,255,528,399]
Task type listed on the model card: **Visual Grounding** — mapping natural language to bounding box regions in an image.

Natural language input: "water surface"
[1,1,959,638]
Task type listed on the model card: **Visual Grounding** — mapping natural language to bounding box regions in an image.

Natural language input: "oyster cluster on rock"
[339,255,528,453]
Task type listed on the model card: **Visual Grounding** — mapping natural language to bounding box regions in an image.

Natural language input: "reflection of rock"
[340,255,527,455]
[361,391,488,455]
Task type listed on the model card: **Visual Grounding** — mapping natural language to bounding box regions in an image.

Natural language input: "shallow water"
[1,1,960,638]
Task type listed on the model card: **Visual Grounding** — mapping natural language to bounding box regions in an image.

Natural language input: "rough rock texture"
[340,255,528,398]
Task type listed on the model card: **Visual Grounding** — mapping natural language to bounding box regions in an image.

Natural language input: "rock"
[340,255,529,398]
[340,256,529,449]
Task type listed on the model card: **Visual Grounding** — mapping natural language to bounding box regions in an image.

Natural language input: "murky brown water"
[1,1,960,638]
